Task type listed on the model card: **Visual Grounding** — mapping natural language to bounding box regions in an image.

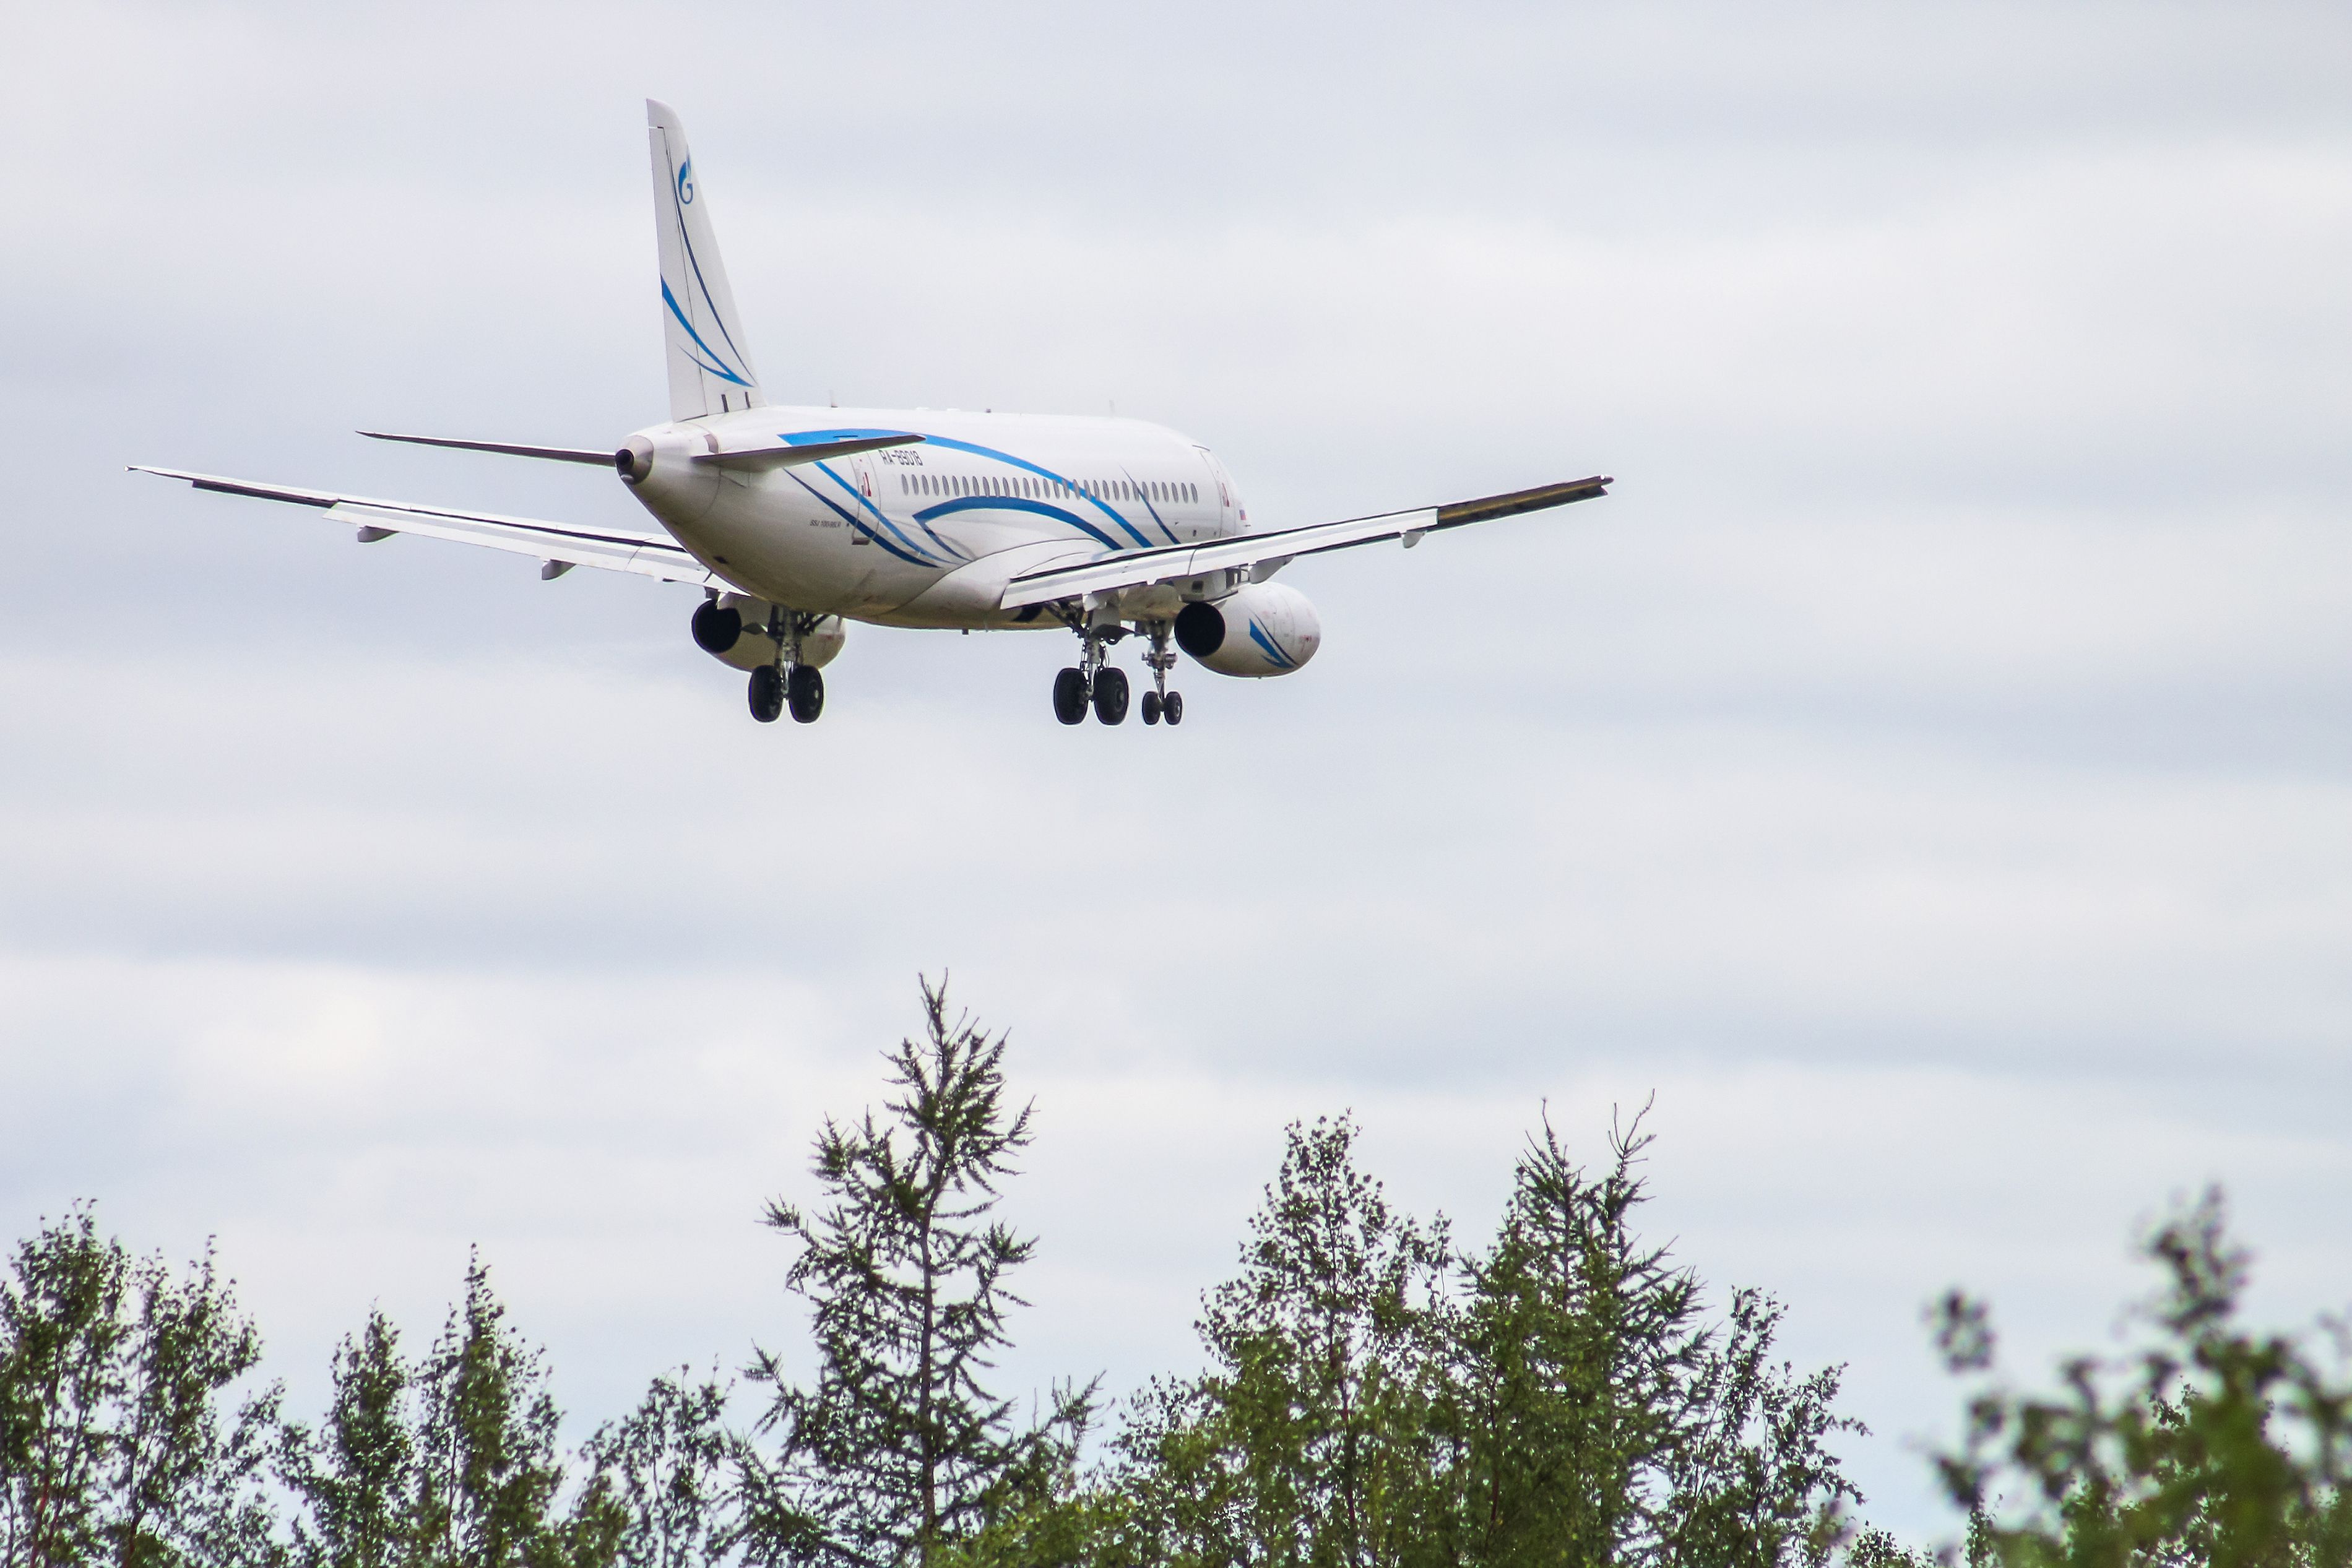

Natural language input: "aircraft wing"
[131,467,730,588]
[998,475,1611,610]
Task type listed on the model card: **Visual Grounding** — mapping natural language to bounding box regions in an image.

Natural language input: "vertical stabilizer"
[647,100,763,422]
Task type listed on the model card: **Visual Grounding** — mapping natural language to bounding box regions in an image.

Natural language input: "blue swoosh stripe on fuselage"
[773,429,969,550]
[784,468,933,566]
[913,436,1157,548]
[1118,467,1181,546]
[812,462,954,562]
[1247,619,1297,669]
[661,280,752,387]
[913,494,1122,550]
[765,427,1167,552]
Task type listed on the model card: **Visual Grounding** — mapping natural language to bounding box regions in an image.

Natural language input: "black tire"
[1093,666,1130,725]
[787,664,825,723]
[693,600,743,655]
[748,665,784,723]
[1164,691,1184,726]
[1052,668,1088,725]
[1140,689,1162,725]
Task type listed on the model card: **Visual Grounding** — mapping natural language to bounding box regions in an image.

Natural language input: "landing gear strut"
[736,600,826,725]
[1051,611,1180,728]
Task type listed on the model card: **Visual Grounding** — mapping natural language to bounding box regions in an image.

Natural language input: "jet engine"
[1172,583,1321,678]
[691,595,845,673]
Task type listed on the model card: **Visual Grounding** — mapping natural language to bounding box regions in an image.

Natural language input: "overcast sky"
[4,0,2350,1542]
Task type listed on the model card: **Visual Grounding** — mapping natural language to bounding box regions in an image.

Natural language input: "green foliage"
[1446,1114,1712,1567]
[741,978,1095,1568]
[574,1368,740,1568]
[410,1252,576,1568]
[279,1258,612,1568]
[1930,1188,2352,1568]
[1112,1114,1453,1568]
[282,1309,417,1568]
[0,1204,283,1568]
[1101,1109,1866,1568]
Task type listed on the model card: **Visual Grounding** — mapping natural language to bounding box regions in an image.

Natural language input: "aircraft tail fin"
[647,100,763,422]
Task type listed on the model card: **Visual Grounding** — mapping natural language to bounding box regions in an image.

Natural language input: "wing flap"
[999,474,1611,609]
[131,467,729,587]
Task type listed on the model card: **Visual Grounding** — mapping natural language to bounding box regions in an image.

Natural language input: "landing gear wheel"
[1141,690,1162,725]
[1163,691,1183,726]
[1052,668,1088,725]
[787,665,824,723]
[748,665,785,723]
[1093,666,1130,725]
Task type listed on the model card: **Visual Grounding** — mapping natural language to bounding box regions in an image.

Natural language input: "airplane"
[138,101,1610,728]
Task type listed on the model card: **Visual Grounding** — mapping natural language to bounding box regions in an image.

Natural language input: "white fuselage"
[624,405,1251,629]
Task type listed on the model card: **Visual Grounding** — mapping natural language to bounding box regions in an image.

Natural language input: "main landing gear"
[735,604,825,725]
[1052,616,1180,728]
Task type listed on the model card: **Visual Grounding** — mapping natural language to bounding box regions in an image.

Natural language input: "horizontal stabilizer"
[360,431,620,467]
[693,433,925,469]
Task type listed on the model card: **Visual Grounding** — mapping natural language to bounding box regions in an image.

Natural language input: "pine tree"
[1448,1114,1708,1567]
[740,979,1092,1568]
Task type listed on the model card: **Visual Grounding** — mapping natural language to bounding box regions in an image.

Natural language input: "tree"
[1,1206,133,1566]
[1104,1108,1869,1568]
[280,1309,417,1568]
[410,1254,573,1568]
[575,1369,740,1568]
[1445,1113,1711,1568]
[741,979,1092,1568]
[1112,1114,1453,1568]
[1930,1187,2352,1568]
[1658,1288,1861,1568]
[0,1205,283,1568]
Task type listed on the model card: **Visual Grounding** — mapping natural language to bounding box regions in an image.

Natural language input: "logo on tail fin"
[676,158,694,205]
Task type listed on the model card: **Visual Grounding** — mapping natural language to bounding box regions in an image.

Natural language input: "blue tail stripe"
[661,280,751,387]
[670,161,751,372]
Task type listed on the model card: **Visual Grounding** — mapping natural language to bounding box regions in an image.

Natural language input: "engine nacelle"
[691,595,845,673]
[1172,584,1321,678]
